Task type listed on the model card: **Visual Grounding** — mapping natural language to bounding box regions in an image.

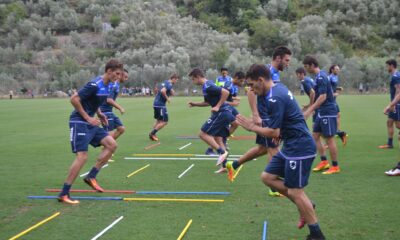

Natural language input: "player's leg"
[322,117,340,174]
[312,117,330,172]
[336,105,347,145]
[266,146,283,197]
[112,116,125,140]
[384,120,400,175]
[380,117,395,148]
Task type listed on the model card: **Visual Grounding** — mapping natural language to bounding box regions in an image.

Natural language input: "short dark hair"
[220,67,228,72]
[295,67,306,75]
[272,46,292,60]
[123,68,129,73]
[386,59,397,68]
[188,68,205,78]
[246,64,271,81]
[170,73,179,79]
[329,64,338,74]
[105,59,123,72]
[302,55,319,67]
[233,71,245,79]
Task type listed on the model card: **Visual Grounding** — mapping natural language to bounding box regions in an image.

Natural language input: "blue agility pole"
[28,196,123,201]
[262,220,268,240]
[135,191,231,195]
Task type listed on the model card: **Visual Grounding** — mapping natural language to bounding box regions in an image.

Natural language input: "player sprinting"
[215,67,232,87]
[296,67,316,111]
[225,46,292,197]
[236,64,325,240]
[329,65,347,145]
[383,59,400,176]
[58,59,123,204]
[100,68,129,140]
[205,71,246,156]
[149,74,179,141]
[188,68,233,169]
[303,55,340,175]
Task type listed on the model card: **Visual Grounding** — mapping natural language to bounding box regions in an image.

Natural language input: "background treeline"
[0,0,399,95]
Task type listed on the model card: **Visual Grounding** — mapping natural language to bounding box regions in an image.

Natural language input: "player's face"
[121,72,128,83]
[233,78,245,87]
[221,70,228,77]
[277,54,291,71]
[303,64,313,74]
[171,77,178,84]
[387,64,395,73]
[333,66,340,75]
[296,73,304,81]
[247,77,267,96]
[190,76,201,85]
[114,69,122,82]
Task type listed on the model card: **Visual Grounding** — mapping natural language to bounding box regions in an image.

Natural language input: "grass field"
[0,95,398,240]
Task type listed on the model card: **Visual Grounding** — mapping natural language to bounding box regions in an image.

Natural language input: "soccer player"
[205,71,246,156]
[303,55,340,175]
[215,67,233,87]
[383,59,400,176]
[149,74,179,141]
[58,59,123,204]
[100,68,129,140]
[329,65,347,145]
[296,67,315,111]
[225,46,292,197]
[235,64,325,240]
[188,68,233,167]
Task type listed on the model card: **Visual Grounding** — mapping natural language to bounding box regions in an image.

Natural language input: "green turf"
[0,95,398,240]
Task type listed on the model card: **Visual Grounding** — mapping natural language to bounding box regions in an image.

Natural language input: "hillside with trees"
[0,0,399,96]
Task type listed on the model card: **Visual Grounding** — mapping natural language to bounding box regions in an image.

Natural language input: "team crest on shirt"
[323,119,328,124]
[268,98,276,103]
[289,161,296,170]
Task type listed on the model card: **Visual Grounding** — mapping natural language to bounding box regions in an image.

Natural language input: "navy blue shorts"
[255,120,278,148]
[69,121,109,153]
[230,106,239,117]
[265,152,315,188]
[154,107,168,122]
[313,114,337,137]
[201,110,235,137]
[388,105,400,121]
[103,112,123,132]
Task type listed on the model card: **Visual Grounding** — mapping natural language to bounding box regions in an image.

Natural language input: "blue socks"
[150,129,158,135]
[216,148,225,155]
[320,156,327,161]
[60,183,71,196]
[87,167,99,179]
[308,223,322,236]
[388,138,393,146]
[332,161,338,167]
[232,160,240,170]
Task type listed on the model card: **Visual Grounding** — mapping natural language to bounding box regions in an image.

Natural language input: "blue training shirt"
[257,64,281,119]
[265,83,316,157]
[153,80,173,107]
[265,64,280,83]
[70,76,110,122]
[301,77,316,97]
[223,81,236,102]
[389,71,400,101]
[215,75,233,87]
[314,70,337,116]
[202,80,230,111]
[100,81,120,113]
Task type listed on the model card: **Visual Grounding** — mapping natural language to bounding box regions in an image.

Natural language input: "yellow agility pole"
[233,165,244,179]
[177,219,193,240]
[9,212,60,240]
[126,164,150,178]
[132,154,195,157]
[123,198,224,203]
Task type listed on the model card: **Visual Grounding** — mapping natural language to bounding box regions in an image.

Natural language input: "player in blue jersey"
[303,56,340,175]
[329,65,347,145]
[58,59,123,204]
[205,71,245,157]
[100,68,129,140]
[234,64,325,240]
[149,74,179,141]
[229,46,292,197]
[296,67,316,110]
[188,68,233,169]
[215,67,233,87]
[383,59,400,176]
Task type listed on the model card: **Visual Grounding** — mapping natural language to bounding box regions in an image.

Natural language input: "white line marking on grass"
[178,142,192,150]
[178,164,195,179]
[91,216,124,240]
[80,164,109,178]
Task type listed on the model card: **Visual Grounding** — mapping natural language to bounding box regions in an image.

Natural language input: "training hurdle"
[262,220,268,240]
[176,136,199,139]
[8,212,60,240]
[132,153,243,157]
[177,219,193,240]
[125,157,241,161]
[144,142,161,150]
[126,164,150,178]
[123,198,224,203]
[178,164,195,179]
[135,191,230,195]
[233,165,244,179]
[178,142,192,150]
[28,196,123,201]
[91,216,124,240]
[45,189,136,194]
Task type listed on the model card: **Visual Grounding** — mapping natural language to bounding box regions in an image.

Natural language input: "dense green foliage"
[0,0,398,95]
